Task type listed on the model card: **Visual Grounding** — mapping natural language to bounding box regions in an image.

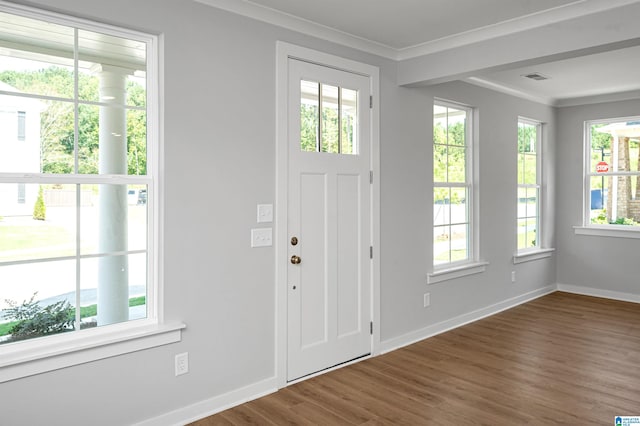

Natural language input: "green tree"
[2,293,75,342]
[33,186,46,220]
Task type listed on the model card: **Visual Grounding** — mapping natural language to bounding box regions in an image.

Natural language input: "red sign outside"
[596,161,609,173]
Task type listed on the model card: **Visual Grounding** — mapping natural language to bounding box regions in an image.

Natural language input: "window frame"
[431,99,483,281]
[0,0,181,383]
[581,116,640,234]
[516,117,542,254]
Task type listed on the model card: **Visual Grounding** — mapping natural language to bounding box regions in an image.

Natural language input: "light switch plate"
[257,204,273,223]
[251,228,272,247]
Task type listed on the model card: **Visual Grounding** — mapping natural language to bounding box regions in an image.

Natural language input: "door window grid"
[300,80,357,155]
[433,102,472,266]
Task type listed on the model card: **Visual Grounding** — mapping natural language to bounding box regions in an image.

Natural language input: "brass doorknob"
[291,255,301,264]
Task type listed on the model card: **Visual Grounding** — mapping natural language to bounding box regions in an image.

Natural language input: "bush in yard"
[33,186,46,221]
[2,293,75,342]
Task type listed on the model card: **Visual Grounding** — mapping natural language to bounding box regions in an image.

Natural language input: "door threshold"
[287,352,372,385]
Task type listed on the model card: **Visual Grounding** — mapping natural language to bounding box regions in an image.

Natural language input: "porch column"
[95,65,130,326]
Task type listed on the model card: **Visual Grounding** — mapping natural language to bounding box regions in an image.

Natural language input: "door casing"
[275,42,380,388]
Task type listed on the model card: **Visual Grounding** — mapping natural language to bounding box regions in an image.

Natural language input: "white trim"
[132,376,277,426]
[0,321,184,383]
[379,285,556,354]
[193,0,639,61]
[574,225,640,239]
[275,42,380,388]
[557,283,640,304]
[513,248,555,264]
[427,261,488,285]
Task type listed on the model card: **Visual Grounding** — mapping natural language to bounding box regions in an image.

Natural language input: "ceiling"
[196,0,640,105]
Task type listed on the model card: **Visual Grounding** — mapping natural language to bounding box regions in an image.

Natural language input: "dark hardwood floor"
[190,292,640,425]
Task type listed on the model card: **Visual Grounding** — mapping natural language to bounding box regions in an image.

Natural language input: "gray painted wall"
[556,99,640,293]
[2,1,625,425]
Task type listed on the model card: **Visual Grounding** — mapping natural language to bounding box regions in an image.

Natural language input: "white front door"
[287,58,372,381]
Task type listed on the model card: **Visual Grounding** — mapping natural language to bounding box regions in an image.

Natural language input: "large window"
[517,119,541,251]
[0,5,157,347]
[433,101,473,266]
[585,117,640,228]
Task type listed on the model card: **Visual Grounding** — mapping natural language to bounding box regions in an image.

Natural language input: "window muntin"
[585,118,640,227]
[0,7,155,345]
[517,119,541,251]
[300,80,358,155]
[433,102,472,266]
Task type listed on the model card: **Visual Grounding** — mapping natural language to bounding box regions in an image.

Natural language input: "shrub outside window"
[585,118,640,228]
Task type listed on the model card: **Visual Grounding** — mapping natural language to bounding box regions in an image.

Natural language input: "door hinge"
[369,170,373,184]
[370,321,373,335]
[370,246,373,259]
[369,95,373,109]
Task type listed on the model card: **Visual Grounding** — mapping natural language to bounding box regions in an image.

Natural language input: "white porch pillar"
[95,65,131,326]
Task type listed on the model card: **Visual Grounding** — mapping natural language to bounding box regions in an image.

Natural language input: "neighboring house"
[0,81,41,216]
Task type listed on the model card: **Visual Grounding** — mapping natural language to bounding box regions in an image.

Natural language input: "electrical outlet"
[511,271,516,283]
[423,293,430,308]
[175,352,189,376]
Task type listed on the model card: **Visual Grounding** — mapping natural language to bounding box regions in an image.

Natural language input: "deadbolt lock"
[291,236,298,246]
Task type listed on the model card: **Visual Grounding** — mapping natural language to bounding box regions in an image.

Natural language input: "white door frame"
[275,41,380,388]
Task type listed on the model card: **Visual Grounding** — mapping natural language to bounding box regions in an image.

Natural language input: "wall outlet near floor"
[511,271,516,283]
[423,293,431,308]
[175,352,189,376]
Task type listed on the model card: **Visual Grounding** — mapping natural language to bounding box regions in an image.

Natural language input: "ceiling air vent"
[522,72,550,81]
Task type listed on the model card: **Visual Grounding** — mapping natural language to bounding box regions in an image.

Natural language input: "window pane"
[0,184,76,263]
[321,84,339,154]
[433,144,447,182]
[434,188,450,226]
[0,259,76,343]
[447,108,466,146]
[300,80,318,152]
[526,187,538,218]
[590,174,640,225]
[523,154,536,184]
[447,146,466,183]
[79,252,147,328]
[0,12,75,100]
[79,184,147,255]
[78,29,147,106]
[451,187,467,224]
[128,110,147,175]
[517,218,532,250]
[341,88,357,155]
[450,224,468,261]
[517,187,528,219]
[434,225,451,265]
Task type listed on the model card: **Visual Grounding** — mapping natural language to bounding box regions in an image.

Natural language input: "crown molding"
[465,77,556,106]
[396,0,640,60]
[194,0,640,61]
[192,0,397,59]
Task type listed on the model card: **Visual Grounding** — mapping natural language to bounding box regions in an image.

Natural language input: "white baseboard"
[556,283,640,304]
[133,376,277,426]
[379,285,556,354]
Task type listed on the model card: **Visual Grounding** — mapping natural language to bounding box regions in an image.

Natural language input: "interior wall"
[380,80,557,341]
[0,1,558,425]
[556,99,640,295]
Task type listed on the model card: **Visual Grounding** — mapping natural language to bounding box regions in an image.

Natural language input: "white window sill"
[513,248,555,264]
[574,225,640,239]
[0,320,185,383]
[427,261,489,285]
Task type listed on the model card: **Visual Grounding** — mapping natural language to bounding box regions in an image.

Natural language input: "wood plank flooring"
[189,292,640,425]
